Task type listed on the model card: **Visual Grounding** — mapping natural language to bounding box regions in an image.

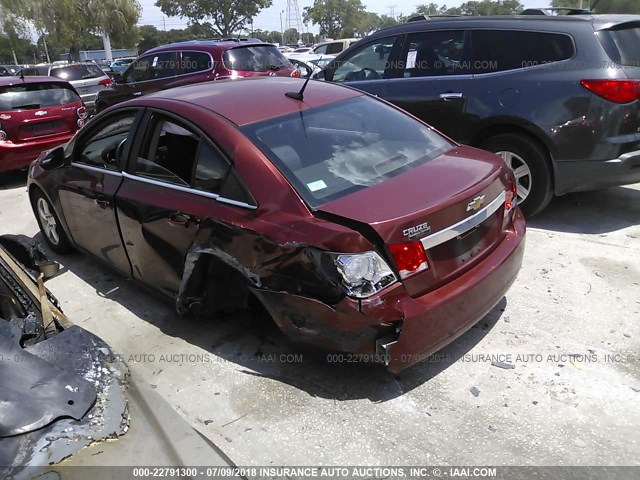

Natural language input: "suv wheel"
[32,190,74,254]
[479,134,553,216]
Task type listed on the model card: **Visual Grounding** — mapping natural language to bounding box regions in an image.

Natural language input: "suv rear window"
[222,45,289,72]
[597,24,640,66]
[50,64,106,81]
[471,30,575,72]
[0,83,80,110]
[242,96,452,207]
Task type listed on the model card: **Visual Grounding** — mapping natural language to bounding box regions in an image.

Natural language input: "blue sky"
[138,0,552,34]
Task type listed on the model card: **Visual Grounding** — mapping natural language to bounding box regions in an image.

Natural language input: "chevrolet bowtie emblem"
[466,195,486,212]
[34,110,48,116]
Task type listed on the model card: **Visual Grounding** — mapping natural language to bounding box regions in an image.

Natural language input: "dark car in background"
[20,63,112,113]
[321,14,640,215]
[0,76,87,173]
[27,77,524,373]
[95,39,300,112]
[0,65,21,76]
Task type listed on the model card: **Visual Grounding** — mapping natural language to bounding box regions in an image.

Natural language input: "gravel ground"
[1,171,638,467]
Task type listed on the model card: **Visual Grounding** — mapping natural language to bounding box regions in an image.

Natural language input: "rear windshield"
[597,25,640,66]
[222,45,289,72]
[50,64,106,81]
[0,84,80,110]
[241,96,452,207]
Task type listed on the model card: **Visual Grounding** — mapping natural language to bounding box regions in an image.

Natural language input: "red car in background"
[28,77,525,372]
[95,39,300,112]
[0,77,87,173]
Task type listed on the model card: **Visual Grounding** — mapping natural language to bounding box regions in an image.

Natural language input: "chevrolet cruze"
[28,77,525,372]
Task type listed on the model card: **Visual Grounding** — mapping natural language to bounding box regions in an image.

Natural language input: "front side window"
[0,83,80,110]
[471,30,574,73]
[314,44,328,54]
[332,36,399,82]
[402,30,466,77]
[124,52,178,83]
[241,96,452,208]
[77,113,136,170]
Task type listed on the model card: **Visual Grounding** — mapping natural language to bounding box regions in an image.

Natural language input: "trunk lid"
[318,146,512,297]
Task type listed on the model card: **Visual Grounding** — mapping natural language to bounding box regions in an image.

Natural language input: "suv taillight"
[505,176,517,217]
[99,78,113,87]
[388,241,429,279]
[291,69,301,78]
[580,79,640,104]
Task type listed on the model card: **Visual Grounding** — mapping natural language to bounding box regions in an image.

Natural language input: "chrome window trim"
[71,162,122,176]
[121,171,257,210]
[420,190,505,251]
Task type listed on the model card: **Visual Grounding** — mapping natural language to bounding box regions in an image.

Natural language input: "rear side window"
[222,46,288,72]
[181,51,213,74]
[597,25,640,66]
[326,43,343,55]
[402,30,466,77]
[50,64,106,81]
[0,84,80,110]
[471,30,574,73]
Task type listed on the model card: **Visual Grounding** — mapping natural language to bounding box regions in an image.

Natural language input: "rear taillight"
[388,241,429,279]
[505,176,517,215]
[76,106,88,119]
[0,130,6,141]
[99,78,113,87]
[291,69,301,78]
[580,79,640,104]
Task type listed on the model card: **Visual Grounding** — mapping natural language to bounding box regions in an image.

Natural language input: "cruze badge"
[466,195,486,212]
[403,222,431,239]
[34,110,48,116]
[268,71,277,77]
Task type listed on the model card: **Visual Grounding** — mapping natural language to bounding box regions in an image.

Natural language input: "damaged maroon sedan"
[28,77,525,372]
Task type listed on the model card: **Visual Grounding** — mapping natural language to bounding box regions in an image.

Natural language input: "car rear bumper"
[554,149,640,195]
[0,136,72,173]
[253,209,526,373]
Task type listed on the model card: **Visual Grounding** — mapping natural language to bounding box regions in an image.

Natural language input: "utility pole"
[163,17,167,31]
[11,47,18,65]
[280,10,284,45]
[42,34,51,63]
[388,5,397,19]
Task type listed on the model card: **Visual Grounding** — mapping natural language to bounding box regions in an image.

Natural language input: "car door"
[115,111,256,297]
[117,52,179,101]
[384,29,472,141]
[57,109,143,275]
[325,35,404,98]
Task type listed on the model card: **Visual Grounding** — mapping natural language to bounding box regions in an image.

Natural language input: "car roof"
[0,76,73,87]
[371,14,640,36]
[141,77,363,126]
[145,39,267,54]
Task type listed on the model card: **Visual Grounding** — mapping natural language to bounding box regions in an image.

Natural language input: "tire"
[479,133,553,216]
[31,189,74,254]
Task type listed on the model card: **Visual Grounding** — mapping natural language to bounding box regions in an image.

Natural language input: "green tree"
[303,0,366,39]
[155,0,272,38]
[552,0,640,12]
[455,0,523,15]
[283,28,299,44]
[354,11,380,37]
[414,3,448,15]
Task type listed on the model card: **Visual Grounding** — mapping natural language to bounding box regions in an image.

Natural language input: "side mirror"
[40,146,69,170]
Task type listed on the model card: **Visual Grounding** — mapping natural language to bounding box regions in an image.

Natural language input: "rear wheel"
[479,133,553,216]
[31,190,73,254]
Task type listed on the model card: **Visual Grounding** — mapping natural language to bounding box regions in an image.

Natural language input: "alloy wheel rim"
[37,198,60,245]
[496,150,532,203]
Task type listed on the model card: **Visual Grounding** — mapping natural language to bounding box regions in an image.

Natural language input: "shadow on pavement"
[530,184,640,235]
[0,170,28,191]
[23,232,506,403]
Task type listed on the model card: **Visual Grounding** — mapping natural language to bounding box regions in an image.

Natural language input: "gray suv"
[320,14,640,215]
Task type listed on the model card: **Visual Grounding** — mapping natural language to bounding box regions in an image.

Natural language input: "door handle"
[439,92,463,101]
[95,199,111,209]
[168,213,192,226]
